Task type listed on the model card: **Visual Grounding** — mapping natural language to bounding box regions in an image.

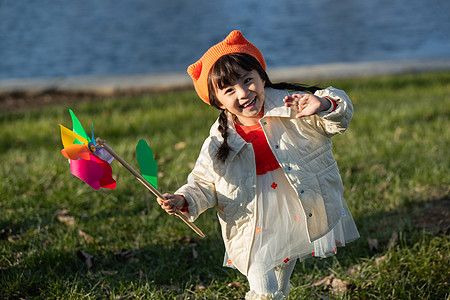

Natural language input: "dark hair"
[207,53,320,162]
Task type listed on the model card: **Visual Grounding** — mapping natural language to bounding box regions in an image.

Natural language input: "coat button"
[308,213,312,217]
[263,121,267,125]
[300,190,304,194]
[287,166,292,171]
[275,145,279,149]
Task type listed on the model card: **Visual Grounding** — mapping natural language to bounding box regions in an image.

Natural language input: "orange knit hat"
[187,30,266,104]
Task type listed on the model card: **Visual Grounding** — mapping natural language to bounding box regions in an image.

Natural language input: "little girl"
[157,30,359,300]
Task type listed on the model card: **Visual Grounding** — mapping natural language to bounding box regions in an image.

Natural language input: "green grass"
[1,71,449,299]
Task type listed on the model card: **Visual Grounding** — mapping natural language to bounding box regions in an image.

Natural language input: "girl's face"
[214,67,265,126]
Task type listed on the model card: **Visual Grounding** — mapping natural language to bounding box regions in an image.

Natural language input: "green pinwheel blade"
[69,109,91,144]
[136,139,158,189]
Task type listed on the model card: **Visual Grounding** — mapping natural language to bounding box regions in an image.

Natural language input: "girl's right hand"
[157,193,187,215]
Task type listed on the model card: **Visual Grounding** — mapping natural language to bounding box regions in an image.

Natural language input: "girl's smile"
[239,97,257,109]
[215,68,265,126]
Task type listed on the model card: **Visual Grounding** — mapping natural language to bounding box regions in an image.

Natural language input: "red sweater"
[234,122,280,175]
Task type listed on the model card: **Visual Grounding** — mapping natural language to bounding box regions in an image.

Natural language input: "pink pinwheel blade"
[69,154,117,190]
[70,157,103,190]
[91,154,117,189]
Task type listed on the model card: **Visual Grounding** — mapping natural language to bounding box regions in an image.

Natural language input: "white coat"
[176,86,353,275]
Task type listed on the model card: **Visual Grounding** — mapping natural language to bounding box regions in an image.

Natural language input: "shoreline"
[2,59,450,94]
[1,59,450,111]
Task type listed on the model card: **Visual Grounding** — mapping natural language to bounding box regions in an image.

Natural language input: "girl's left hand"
[283,94,330,118]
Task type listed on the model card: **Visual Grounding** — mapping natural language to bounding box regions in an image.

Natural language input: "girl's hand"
[283,94,331,118]
[157,193,187,215]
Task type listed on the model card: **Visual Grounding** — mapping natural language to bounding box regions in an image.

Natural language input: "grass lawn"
[0,71,449,299]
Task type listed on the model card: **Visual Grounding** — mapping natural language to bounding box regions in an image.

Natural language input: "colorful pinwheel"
[60,110,116,190]
[59,110,205,238]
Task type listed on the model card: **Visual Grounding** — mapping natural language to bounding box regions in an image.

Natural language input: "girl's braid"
[216,109,230,162]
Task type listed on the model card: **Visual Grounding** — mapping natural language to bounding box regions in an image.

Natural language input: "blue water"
[1,0,449,79]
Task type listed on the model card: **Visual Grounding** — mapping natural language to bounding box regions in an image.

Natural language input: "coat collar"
[262,87,292,118]
[209,88,292,162]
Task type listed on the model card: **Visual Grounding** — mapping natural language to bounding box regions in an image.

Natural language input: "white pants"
[246,259,297,299]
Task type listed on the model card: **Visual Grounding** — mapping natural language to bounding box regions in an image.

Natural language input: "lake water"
[1,0,449,79]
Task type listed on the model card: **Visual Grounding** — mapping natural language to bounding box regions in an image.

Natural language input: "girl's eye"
[225,88,234,94]
[244,78,252,84]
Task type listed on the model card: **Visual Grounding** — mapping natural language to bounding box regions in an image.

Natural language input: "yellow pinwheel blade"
[60,124,89,148]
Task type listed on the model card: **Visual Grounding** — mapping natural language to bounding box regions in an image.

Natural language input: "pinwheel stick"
[95,138,205,238]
